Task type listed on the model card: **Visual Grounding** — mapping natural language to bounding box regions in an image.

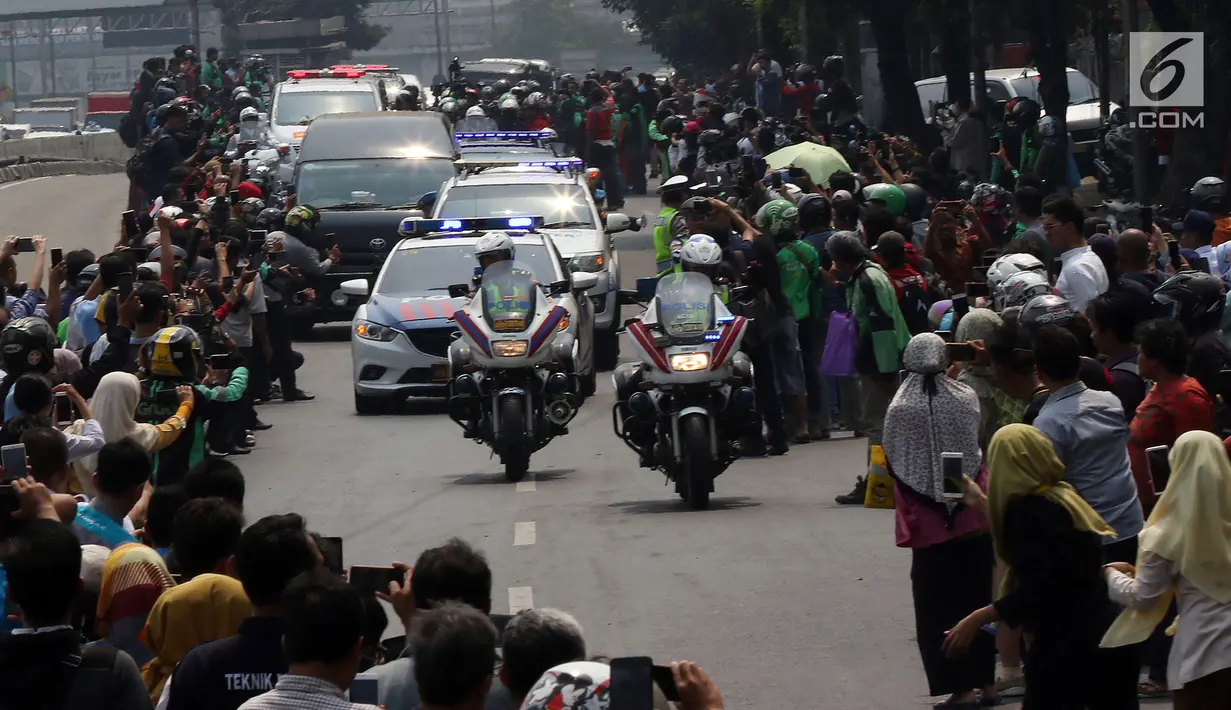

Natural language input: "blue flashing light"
[441,220,464,230]
[515,158,583,168]
[400,216,546,236]
[703,332,722,341]
[507,217,533,228]
[715,315,735,324]
[455,130,553,141]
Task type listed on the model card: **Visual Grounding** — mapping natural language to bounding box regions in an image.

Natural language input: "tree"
[493,0,629,60]
[601,0,758,76]
[869,0,928,139]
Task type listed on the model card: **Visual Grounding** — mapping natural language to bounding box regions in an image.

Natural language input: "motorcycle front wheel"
[680,413,712,510]
[499,394,531,482]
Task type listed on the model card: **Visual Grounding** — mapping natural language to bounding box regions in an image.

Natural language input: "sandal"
[1137,680,1169,698]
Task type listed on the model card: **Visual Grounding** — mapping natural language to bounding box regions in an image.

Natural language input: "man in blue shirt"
[1030,325,1145,563]
[748,51,783,118]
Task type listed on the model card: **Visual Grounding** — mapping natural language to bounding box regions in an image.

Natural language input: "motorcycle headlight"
[354,320,399,342]
[669,352,710,372]
[493,340,529,357]
[568,253,605,273]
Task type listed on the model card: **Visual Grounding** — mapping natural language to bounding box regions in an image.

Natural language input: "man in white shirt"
[1044,196,1108,313]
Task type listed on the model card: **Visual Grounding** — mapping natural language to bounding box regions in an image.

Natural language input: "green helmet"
[754,199,800,239]
[862,182,906,217]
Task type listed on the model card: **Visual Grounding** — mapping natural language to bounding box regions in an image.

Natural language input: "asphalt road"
[2,174,1000,709]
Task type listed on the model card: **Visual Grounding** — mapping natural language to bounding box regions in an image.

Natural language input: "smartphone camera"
[941,452,964,500]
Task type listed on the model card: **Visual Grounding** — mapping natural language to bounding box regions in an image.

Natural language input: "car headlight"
[493,340,529,357]
[568,253,605,273]
[354,320,399,342]
[669,352,710,372]
[558,313,570,331]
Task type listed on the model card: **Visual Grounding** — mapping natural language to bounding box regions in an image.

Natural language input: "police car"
[270,69,386,151]
[430,149,635,369]
[341,216,596,414]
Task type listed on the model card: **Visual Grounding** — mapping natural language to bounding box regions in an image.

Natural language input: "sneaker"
[243,434,257,448]
[835,476,867,505]
[808,423,830,440]
[206,446,230,458]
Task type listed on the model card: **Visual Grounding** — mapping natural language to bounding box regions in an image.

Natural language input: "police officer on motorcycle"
[654,175,691,275]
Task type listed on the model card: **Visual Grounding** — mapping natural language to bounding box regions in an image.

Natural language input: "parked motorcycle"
[446,260,591,481]
[612,273,758,510]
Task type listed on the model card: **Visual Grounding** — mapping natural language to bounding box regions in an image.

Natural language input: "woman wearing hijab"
[90,543,176,667]
[67,370,193,502]
[885,333,993,708]
[143,573,251,708]
[953,308,1004,450]
[1102,430,1231,708]
[942,425,1140,709]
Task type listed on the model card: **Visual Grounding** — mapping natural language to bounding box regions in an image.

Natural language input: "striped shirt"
[238,675,380,710]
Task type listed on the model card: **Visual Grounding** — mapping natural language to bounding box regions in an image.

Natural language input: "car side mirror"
[569,272,599,292]
[604,212,631,234]
[417,190,438,213]
[447,283,470,299]
[339,278,369,298]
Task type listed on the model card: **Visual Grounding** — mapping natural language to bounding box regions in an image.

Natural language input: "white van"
[915,67,1116,154]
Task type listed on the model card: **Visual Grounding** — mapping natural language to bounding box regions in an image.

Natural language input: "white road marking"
[515,473,536,493]
[0,176,54,191]
[508,585,534,613]
[513,521,536,546]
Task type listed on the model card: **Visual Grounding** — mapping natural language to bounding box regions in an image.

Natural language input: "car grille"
[406,327,457,358]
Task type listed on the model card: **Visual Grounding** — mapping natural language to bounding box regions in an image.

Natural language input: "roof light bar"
[287,69,366,79]
[454,131,554,141]
[515,158,583,168]
[399,216,545,236]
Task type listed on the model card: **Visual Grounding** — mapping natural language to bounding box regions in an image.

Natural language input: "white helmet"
[679,234,722,276]
[986,253,1046,293]
[465,104,487,119]
[994,270,1053,311]
[239,106,260,121]
[499,96,520,111]
[474,231,515,262]
[539,127,558,139]
[158,205,184,220]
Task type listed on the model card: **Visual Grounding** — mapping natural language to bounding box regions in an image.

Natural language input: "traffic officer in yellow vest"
[654,175,692,275]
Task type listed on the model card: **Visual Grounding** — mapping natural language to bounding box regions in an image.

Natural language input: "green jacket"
[776,240,820,320]
[845,262,911,374]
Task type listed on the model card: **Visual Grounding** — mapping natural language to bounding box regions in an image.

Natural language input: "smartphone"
[319,536,344,576]
[208,353,233,371]
[50,248,63,267]
[650,664,680,702]
[53,392,73,427]
[14,237,35,253]
[941,452,964,500]
[966,281,989,298]
[935,330,954,343]
[1096,223,1111,235]
[115,271,134,300]
[989,136,1001,154]
[1167,240,1181,267]
[898,369,908,385]
[1192,256,1211,273]
[1,444,26,480]
[1049,257,1063,283]
[349,565,404,595]
[1146,445,1171,495]
[122,210,140,240]
[129,246,148,264]
[610,656,654,710]
[705,168,719,186]
[769,171,783,189]
[788,166,805,179]
[156,387,181,406]
[350,674,378,704]
[947,342,978,362]
[1141,206,1154,232]
[952,294,970,321]
[229,189,241,204]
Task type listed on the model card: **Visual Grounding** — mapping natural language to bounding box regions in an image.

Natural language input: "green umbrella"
[764,143,851,188]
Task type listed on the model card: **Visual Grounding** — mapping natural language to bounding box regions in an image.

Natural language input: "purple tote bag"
[819,311,857,377]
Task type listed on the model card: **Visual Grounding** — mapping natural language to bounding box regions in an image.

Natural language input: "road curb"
[0,160,125,184]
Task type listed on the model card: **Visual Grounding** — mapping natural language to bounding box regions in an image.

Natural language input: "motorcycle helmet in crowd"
[986,253,1046,296]
[862,183,906,217]
[1152,271,1227,332]
[0,317,58,375]
[283,205,320,239]
[256,207,285,232]
[1018,294,1076,338]
[994,270,1052,312]
[142,325,204,382]
[754,200,800,241]
[1190,177,1226,213]
[899,183,929,222]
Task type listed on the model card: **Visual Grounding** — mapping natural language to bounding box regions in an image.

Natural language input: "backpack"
[117,113,139,149]
[890,272,932,335]
[125,127,163,190]
[39,645,120,710]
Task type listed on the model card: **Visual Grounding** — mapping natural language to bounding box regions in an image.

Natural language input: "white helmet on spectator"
[994,270,1053,311]
[986,253,1045,294]
[474,231,515,265]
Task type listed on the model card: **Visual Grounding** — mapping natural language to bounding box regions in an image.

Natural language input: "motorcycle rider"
[1191,176,1231,247]
[1152,271,1231,425]
[224,107,268,157]
[653,175,691,275]
[814,56,859,136]
[496,95,523,131]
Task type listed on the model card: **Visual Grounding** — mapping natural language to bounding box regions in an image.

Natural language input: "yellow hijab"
[141,573,251,703]
[1102,430,1231,647]
[987,424,1116,572]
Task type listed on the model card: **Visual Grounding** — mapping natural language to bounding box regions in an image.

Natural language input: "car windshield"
[436,184,595,228]
[297,158,456,209]
[1010,72,1099,105]
[656,272,715,339]
[273,91,379,125]
[378,242,558,294]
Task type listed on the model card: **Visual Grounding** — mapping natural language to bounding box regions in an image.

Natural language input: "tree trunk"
[1026,0,1069,138]
[941,0,972,105]
[869,0,927,140]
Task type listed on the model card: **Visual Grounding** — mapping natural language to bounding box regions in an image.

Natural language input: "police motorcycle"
[443,227,594,482]
[612,237,758,510]
[227,107,294,198]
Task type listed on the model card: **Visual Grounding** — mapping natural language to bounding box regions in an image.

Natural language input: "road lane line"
[513,521,536,546]
[0,176,54,191]
[508,585,534,613]
[515,473,536,493]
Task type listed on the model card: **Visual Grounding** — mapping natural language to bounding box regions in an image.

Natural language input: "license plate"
[431,364,449,382]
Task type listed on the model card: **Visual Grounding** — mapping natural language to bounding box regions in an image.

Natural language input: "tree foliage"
[493,0,629,60]
[600,0,758,76]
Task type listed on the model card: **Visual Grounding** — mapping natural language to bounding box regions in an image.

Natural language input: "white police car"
[431,150,635,370]
[342,216,596,414]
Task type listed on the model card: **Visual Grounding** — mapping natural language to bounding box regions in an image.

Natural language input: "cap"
[659,174,691,193]
[1174,209,1216,235]
[832,189,854,202]
[236,181,263,200]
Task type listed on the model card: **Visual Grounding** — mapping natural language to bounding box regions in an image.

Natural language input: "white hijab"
[69,372,161,489]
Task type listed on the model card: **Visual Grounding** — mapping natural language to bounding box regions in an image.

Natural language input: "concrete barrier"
[0,131,129,185]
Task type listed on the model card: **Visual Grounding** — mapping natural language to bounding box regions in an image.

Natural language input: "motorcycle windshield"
[480,260,539,334]
[655,272,715,340]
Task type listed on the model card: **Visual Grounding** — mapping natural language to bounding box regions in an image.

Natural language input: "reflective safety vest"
[654,206,679,275]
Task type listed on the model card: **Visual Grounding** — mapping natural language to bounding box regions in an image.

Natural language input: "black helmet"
[796,193,832,229]
[1190,176,1226,212]
[1018,294,1075,338]
[154,86,177,107]
[234,93,258,112]
[255,207,285,231]
[0,317,58,375]
[141,325,204,381]
[493,79,511,94]
[1153,271,1227,332]
[899,183,929,221]
[659,115,684,136]
[1010,98,1041,125]
[822,55,844,77]
[955,180,976,202]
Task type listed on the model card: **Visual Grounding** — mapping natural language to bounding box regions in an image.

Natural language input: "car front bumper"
[352,325,455,399]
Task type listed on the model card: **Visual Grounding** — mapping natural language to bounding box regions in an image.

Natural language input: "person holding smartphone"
[883,333,994,706]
